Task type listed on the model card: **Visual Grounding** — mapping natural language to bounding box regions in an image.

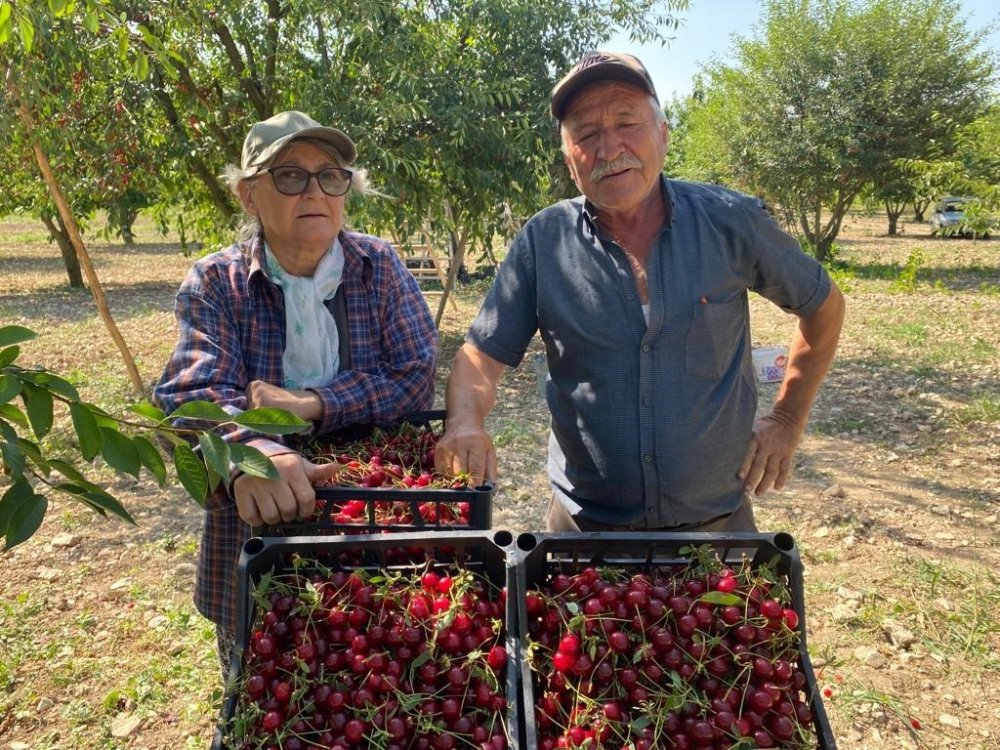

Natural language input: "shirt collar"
[581,175,674,236]
[247,230,373,286]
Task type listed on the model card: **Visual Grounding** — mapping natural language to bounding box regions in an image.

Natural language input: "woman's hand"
[247,380,323,421]
[232,452,340,527]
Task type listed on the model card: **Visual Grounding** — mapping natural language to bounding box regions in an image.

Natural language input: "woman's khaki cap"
[241,111,357,173]
[551,51,658,120]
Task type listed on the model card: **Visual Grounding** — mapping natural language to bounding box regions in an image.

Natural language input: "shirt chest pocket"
[684,297,747,380]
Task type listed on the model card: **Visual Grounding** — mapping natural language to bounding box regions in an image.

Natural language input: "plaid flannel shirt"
[153,230,437,633]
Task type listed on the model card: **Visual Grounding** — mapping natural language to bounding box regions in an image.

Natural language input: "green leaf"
[134,51,149,80]
[0,423,26,476]
[0,373,20,405]
[70,402,104,461]
[129,401,167,423]
[47,458,91,485]
[629,715,651,732]
[168,401,231,422]
[99,427,142,479]
[1,480,47,550]
[234,407,310,435]
[48,0,67,16]
[699,591,743,606]
[83,10,99,33]
[74,487,136,525]
[132,435,167,486]
[0,344,20,368]
[0,416,18,444]
[32,372,79,401]
[229,443,279,480]
[199,431,231,482]
[0,404,29,429]
[3,492,47,550]
[205,460,222,494]
[20,383,53,438]
[0,325,35,347]
[18,438,51,475]
[54,482,107,516]
[0,479,33,535]
[17,13,33,53]
[0,16,10,46]
[174,442,208,505]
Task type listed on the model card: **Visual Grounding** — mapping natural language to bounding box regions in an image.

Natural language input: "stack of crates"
[211,412,508,750]
[209,408,836,749]
[509,531,836,750]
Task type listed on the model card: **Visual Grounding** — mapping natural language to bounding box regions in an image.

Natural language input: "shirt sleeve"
[309,250,438,432]
[465,232,539,368]
[748,200,832,317]
[152,265,289,457]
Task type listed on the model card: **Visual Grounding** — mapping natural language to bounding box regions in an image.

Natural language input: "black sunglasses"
[260,166,353,196]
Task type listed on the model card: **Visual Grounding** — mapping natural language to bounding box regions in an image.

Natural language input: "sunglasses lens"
[318,169,351,196]
[268,167,351,196]
[272,168,308,195]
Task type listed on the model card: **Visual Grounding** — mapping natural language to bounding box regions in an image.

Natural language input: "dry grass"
[0,211,998,750]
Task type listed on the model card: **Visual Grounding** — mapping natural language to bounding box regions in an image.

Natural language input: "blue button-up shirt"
[467,177,830,528]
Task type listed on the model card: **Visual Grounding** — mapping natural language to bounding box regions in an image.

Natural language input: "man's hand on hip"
[738,412,804,496]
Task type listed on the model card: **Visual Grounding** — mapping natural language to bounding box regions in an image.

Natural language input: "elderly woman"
[153,111,438,671]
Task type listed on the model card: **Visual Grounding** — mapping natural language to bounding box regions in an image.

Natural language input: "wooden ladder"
[394,240,458,313]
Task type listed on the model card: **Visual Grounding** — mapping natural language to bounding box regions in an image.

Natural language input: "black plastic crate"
[512,531,836,750]
[259,410,494,535]
[212,530,519,750]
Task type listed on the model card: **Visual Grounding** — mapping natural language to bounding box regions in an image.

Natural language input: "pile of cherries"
[523,551,817,749]
[304,421,468,490]
[227,558,510,750]
[300,421,478,531]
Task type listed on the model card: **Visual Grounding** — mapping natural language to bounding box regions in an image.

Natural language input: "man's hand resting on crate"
[233,452,340,527]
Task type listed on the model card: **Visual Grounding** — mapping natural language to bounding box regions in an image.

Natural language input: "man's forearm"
[773,284,846,428]
[445,343,505,427]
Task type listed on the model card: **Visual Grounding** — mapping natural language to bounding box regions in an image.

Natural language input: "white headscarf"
[265,240,345,389]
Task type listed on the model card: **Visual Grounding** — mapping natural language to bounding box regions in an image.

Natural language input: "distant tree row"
[1,0,997,276]
[0,0,689,284]
[666,0,998,260]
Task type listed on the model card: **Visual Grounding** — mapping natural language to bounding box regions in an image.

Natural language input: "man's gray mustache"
[590,156,643,181]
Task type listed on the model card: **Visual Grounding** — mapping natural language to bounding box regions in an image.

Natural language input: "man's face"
[560,81,668,215]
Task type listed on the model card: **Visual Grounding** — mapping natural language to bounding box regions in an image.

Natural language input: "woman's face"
[239,141,347,275]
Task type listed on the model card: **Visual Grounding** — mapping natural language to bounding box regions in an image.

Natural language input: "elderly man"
[435,51,845,533]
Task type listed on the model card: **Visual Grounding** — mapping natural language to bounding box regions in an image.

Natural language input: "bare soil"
[0,214,997,750]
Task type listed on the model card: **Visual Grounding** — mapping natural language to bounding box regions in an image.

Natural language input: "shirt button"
[626,293,634,301]
[643,454,653,463]
[642,345,651,352]
[642,397,651,406]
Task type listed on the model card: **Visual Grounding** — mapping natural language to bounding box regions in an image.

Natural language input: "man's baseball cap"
[241,110,357,174]
[551,51,659,120]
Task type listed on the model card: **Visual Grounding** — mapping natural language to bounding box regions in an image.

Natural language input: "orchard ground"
[0,213,997,750]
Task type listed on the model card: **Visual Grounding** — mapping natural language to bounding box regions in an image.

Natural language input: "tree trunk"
[11,80,146,397]
[436,228,465,329]
[40,211,84,288]
[815,236,833,263]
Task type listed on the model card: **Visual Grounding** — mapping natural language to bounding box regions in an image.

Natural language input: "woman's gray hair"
[223,137,375,243]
